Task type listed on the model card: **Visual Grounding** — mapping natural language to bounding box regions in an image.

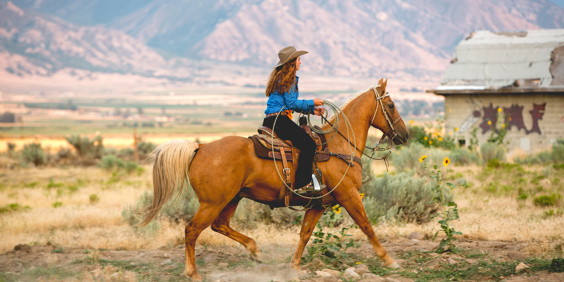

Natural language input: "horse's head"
[370,79,409,145]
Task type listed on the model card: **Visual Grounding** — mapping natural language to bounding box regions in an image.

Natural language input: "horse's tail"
[139,140,200,227]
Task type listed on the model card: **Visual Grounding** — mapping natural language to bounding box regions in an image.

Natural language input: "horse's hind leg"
[211,198,262,260]
[184,203,225,281]
[290,207,325,270]
[336,190,399,268]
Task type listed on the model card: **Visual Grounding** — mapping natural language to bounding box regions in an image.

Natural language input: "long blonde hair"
[265,58,297,97]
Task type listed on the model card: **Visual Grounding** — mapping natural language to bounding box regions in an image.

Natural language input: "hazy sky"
[549,0,564,7]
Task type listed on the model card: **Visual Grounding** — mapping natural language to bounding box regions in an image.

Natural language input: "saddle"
[249,120,362,208]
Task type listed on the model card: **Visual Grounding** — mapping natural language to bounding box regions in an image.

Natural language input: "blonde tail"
[139,140,199,227]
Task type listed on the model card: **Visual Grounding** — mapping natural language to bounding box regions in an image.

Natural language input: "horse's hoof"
[385,261,400,269]
[250,253,263,263]
[184,269,202,281]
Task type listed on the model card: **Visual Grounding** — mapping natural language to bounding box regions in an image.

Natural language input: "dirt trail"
[1,238,563,281]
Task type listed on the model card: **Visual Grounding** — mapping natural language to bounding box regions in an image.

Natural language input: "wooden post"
[133,128,139,163]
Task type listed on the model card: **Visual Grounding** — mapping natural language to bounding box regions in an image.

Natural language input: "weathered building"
[428,29,564,155]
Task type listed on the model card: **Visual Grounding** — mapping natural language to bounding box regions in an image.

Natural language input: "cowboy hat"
[275,46,308,68]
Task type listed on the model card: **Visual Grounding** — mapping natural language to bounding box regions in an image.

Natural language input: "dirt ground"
[1,237,563,282]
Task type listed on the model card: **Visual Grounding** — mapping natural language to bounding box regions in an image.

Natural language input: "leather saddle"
[251,125,328,163]
[249,120,362,208]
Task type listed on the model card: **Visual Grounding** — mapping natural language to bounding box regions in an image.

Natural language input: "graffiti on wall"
[477,103,546,135]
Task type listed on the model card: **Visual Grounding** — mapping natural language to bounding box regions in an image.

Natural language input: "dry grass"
[0,133,255,153]
[0,164,562,256]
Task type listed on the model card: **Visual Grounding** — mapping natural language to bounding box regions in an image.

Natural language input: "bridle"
[318,86,403,167]
[369,87,404,148]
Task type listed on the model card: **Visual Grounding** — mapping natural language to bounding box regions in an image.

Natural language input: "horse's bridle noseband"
[370,87,403,146]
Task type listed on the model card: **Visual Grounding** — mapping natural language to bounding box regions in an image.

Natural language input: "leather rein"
[320,87,402,168]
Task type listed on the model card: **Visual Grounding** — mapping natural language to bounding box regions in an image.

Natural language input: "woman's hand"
[313,107,325,116]
[313,98,324,106]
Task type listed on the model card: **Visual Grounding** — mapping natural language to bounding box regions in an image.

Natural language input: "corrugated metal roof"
[440,29,564,89]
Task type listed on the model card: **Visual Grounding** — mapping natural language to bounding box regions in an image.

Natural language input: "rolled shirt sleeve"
[283,89,315,114]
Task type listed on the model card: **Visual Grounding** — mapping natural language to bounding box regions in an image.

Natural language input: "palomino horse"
[141,78,408,280]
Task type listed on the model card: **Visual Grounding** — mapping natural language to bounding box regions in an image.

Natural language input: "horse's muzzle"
[392,132,408,145]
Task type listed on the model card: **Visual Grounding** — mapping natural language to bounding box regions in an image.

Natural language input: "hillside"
[1,0,564,87]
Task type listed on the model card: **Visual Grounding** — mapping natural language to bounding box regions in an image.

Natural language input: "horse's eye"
[388,104,394,109]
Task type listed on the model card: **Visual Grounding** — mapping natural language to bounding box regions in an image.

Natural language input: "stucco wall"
[444,94,564,155]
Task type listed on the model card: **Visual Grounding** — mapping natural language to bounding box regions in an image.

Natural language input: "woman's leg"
[263,116,316,187]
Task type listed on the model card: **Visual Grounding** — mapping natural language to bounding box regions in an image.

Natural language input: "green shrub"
[533,194,562,207]
[98,156,140,174]
[544,209,563,218]
[137,141,157,155]
[487,158,502,169]
[52,202,63,208]
[480,142,506,162]
[449,147,480,166]
[0,203,31,213]
[21,143,46,166]
[124,184,301,232]
[122,161,139,174]
[232,199,301,227]
[514,140,564,165]
[550,257,564,272]
[121,191,160,235]
[391,142,449,173]
[552,140,564,163]
[98,155,122,170]
[123,187,200,229]
[361,170,450,224]
[89,194,100,205]
[65,134,103,159]
[57,147,72,159]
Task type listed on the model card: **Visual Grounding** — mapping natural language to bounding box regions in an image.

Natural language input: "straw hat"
[275,46,308,68]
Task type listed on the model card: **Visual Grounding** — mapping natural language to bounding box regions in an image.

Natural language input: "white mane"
[339,83,381,111]
[325,83,381,124]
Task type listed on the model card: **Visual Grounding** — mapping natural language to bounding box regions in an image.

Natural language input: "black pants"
[263,115,316,188]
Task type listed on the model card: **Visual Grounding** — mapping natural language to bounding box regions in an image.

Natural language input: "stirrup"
[295,182,315,194]
[295,175,326,195]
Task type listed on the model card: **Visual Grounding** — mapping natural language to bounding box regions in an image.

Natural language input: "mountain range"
[1,0,564,86]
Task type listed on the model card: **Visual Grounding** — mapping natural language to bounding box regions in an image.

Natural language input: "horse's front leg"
[336,189,399,268]
[290,207,326,270]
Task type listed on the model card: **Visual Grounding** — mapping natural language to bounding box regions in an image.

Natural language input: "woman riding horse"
[142,74,409,280]
[263,46,326,192]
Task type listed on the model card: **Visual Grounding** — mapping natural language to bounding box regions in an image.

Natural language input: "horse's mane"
[326,84,380,124]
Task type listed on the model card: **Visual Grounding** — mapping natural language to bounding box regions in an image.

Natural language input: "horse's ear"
[382,78,388,91]
[377,78,384,87]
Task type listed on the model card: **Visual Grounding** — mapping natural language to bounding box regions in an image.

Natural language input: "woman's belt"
[265,110,293,119]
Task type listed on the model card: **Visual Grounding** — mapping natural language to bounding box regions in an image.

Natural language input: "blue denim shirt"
[264,76,315,116]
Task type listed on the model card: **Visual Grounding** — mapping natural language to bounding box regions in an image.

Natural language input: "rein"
[314,87,400,169]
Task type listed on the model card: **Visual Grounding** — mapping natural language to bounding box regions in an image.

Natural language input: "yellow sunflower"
[488,120,492,125]
[424,136,428,141]
[332,204,341,214]
[360,193,365,199]
[419,155,428,162]
[443,157,451,167]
